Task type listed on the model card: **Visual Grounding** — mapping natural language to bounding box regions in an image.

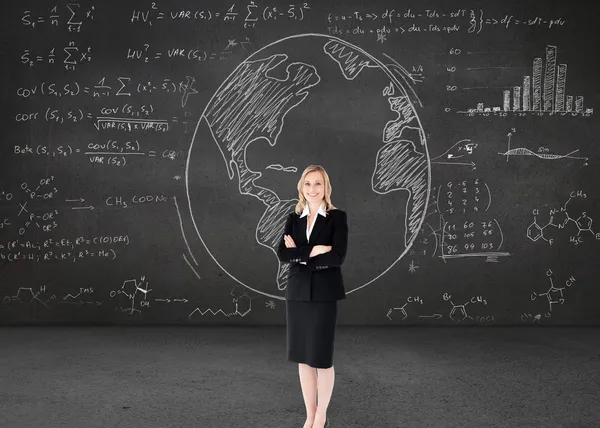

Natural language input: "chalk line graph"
[498,131,588,163]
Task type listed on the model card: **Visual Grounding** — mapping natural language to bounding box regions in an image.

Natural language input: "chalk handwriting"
[21,4,95,32]
[326,8,565,42]
[21,42,92,71]
[129,2,311,28]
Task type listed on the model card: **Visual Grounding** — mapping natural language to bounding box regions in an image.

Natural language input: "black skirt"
[286,299,338,369]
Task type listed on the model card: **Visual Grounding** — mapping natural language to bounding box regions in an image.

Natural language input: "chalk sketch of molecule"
[109,276,151,315]
[386,296,424,321]
[443,293,493,323]
[188,284,256,319]
[527,191,600,246]
[2,285,55,306]
[530,269,575,315]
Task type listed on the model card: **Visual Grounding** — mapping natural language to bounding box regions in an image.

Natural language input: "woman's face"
[303,171,325,204]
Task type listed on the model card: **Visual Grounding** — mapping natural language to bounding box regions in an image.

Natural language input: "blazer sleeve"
[307,210,348,271]
[277,213,314,264]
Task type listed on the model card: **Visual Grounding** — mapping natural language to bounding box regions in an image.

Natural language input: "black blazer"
[277,208,348,301]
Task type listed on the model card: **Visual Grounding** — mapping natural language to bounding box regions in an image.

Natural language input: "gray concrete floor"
[0,327,599,428]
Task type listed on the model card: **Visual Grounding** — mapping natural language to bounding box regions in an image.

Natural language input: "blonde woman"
[277,165,348,428]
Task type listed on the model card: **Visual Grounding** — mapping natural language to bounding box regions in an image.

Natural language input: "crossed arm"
[276,211,348,271]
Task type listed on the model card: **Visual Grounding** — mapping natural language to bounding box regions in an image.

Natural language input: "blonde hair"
[294,165,336,214]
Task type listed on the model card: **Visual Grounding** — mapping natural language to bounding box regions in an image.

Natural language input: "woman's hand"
[309,245,332,258]
[284,235,297,248]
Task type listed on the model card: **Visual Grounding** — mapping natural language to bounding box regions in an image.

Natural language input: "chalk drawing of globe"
[185,34,431,300]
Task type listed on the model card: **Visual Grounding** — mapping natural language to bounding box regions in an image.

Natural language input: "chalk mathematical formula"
[3,0,598,325]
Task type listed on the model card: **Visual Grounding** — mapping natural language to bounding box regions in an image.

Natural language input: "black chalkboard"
[2,0,599,325]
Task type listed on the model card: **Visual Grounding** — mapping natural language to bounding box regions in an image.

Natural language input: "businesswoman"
[277,164,348,428]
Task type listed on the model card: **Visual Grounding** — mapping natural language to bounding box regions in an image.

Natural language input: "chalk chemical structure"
[386,294,493,323]
[61,286,101,306]
[188,284,256,319]
[110,276,152,315]
[0,177,60,237]
[386,296,424,321]
[2,284,103,308]
[527,191,600,246]
[527,269,576,319]
[2,285,55,307]
[443,293,493,324]
[522,270,576,322]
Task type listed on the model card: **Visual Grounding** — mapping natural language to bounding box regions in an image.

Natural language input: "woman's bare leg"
[313,366,335,427]
[298,363,318,427]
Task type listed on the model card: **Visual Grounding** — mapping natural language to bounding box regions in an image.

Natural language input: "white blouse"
[299,202,328,264]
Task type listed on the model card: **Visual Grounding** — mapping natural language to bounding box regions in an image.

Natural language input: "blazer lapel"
[297,215,308,245]
[308,214,328,243]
